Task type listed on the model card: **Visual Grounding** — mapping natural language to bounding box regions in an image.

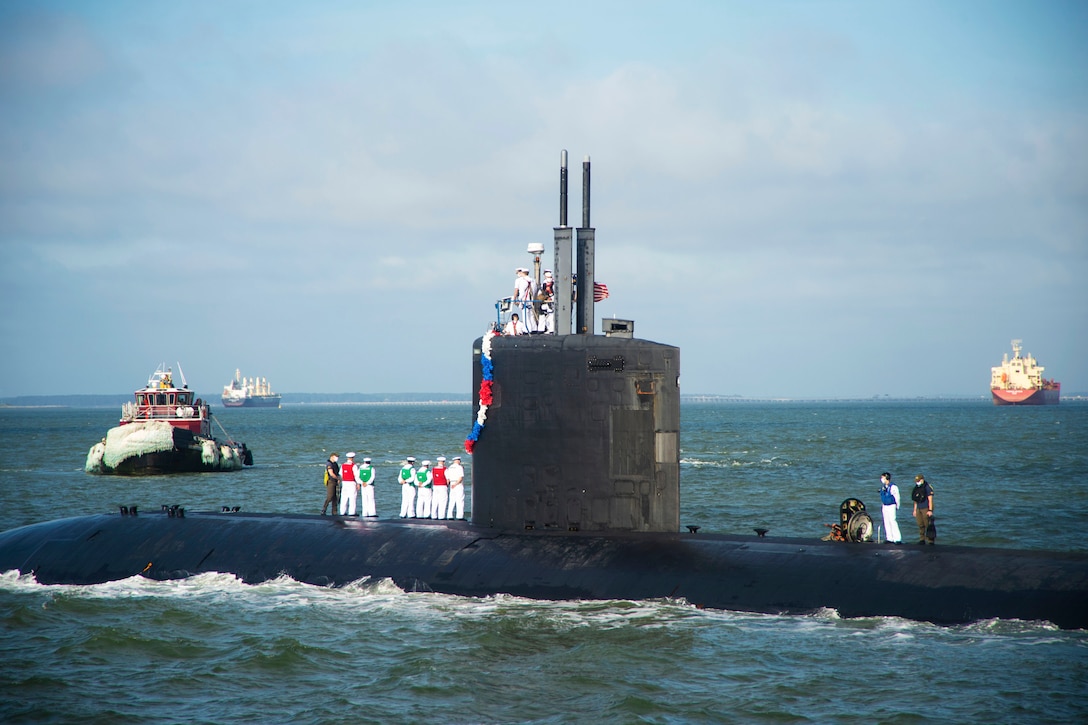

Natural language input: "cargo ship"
[222,369,282,408]
[990,339,1060,406]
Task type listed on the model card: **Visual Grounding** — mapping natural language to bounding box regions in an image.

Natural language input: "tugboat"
[222,369,282,408]
[990,339,1061,406]
[85,364,253,475]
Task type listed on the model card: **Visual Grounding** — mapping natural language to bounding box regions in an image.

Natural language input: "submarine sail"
[471,153,680,533]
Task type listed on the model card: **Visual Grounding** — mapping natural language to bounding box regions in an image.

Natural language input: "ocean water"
[1,401,1086,723]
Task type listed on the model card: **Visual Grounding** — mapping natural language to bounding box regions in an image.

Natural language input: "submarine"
[1,153,1086,630]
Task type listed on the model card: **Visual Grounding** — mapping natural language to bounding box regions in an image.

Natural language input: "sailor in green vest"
[399,456,416,518]
[415,460,433,518]
[359,456,377,518]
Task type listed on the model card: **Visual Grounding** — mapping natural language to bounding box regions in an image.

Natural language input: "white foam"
[101,421,175,468]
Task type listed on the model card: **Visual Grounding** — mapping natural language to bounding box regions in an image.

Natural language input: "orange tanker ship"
[990,339,1060,406]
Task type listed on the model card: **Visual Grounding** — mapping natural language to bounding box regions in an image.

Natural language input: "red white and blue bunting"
[464,330,496,454]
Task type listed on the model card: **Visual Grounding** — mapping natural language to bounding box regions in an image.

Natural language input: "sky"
[2,0,1086,399]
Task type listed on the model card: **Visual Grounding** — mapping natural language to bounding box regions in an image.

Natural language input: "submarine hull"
[1,511,1085,629]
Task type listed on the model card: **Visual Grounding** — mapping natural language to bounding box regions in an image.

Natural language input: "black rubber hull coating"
[1,512,1085,629]
[107,449,216,475]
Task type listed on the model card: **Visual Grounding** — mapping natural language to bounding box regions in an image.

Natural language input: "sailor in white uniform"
[358,457,377,517]
[880,472,902,544]
[338,452,358,516]
[503,313,528,336]
[446,455,466,520]
[415,460,433,518]
[514,267,537,332]
[431,456,449,520]
[539,270,555,334]
[399,456,416,518]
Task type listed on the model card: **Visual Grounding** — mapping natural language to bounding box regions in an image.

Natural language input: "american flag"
[593,282,609,302]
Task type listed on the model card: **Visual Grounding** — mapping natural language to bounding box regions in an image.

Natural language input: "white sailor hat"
[346,452,355,458]
[421,460,431,466]
[406,456,415,462]
[544,269,553,276]
[437,456,446,462]
[363,457,371,463]
[453,455,461,461]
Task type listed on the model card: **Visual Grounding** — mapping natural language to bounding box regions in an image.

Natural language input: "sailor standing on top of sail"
[399,456,417,518]
[538,270,555,334]
[358,456,377,517]
[514,267,537,332]
[431,456,449,520]
[503,312,528,336]
[415,460,433,518]
[339,453,359,516]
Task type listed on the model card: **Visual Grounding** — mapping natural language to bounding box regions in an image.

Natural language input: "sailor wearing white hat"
[446,455,466,519]
[358,456,377,517]
[415,460,433,518]
[399,456,417,518]
[431,456,449,520]
[339,452,358,516]
[513,267,538,332]
[539,269,555,334]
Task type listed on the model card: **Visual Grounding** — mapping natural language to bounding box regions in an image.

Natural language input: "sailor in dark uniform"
[321,453,340,515]
[912,474,935,544]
